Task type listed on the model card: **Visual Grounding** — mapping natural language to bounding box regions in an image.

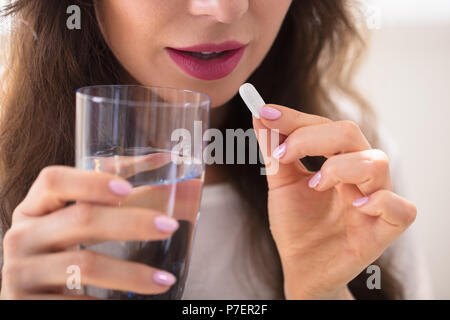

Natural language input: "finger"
[275,120,372,164]
[11,204,179,255]
[259,104,331,135]
[93,152,173,179]
[309,149,393,195]
[16,166,134,217]
[352,190,417,242]
[6,250,177,295]
[120,177,203,222]
[252,116,285,163]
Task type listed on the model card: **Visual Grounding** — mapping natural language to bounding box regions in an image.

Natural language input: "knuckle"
[71,203,94,227]
[290,128,306,151]
[2,225,28,254]
[369,149,390,173]
[371,189,388,208]
[11,205,23,221]
[339,120,361,139]
[369,160,388,179]
[1,261,22,282]
[38,166,64,191]
[73,250,97,278]
[1,260,32,292]
[404,202,418,226]
[371,148,389,161]
[321,158,336,178]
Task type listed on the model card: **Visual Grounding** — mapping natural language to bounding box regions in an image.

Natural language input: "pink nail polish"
[108,179,133,196]
[153,271,176,286]
[353,196,369,207]
[272,142,287,159]
[260,106,282,120]
[308,171,322,188]
[154,216,179,233]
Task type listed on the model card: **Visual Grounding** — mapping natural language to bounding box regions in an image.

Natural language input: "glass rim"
[76,84,211,109]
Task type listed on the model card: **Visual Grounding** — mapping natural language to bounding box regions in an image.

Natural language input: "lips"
[166,41,247,81]
[172,41,246,53]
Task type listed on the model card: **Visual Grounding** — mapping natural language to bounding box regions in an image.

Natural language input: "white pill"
[239,83,265,119]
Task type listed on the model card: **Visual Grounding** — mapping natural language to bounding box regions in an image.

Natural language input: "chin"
[198,80,244,108]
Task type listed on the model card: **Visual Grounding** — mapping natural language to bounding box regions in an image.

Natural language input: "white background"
[357,0,450,299]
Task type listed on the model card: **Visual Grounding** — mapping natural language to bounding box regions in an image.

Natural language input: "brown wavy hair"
[0,0,402,299]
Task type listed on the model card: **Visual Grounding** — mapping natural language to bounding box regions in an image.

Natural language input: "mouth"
[177,50,233,60]
[166,41,247,81]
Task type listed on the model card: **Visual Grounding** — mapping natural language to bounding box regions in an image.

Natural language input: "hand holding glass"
[75,85,210,299]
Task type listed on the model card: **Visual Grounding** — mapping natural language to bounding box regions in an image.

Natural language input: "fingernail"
[154,215,179,233]
[353,196,369,207]
[153,271,176,286]
[109,179,133,196]
[308,171,322,188]
[272,142,287,159]
[260,106,282,120]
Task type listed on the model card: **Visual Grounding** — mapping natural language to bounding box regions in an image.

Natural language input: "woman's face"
[95,0,292,107]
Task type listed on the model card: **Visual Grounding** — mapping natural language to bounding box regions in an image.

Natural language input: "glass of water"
[75,85,210,299]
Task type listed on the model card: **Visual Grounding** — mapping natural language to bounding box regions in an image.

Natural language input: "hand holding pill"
[239,83,417,300]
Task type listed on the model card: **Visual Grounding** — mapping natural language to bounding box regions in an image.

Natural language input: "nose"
[188,0,249,23]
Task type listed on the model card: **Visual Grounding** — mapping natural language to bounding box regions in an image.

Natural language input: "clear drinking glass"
[75,85,210,299]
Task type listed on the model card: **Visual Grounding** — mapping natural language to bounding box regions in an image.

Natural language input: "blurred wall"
[356,0,450,299]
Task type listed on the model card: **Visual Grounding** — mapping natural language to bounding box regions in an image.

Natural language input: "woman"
[0,0,423,299]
